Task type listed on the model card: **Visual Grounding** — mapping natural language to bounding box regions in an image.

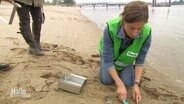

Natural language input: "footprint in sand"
[10,48,27,54]
[40,71,63,79]
[180,97,184,102]
[41,43,58,51]
[5,37,20,46]
[73,18,90,23]
[91,54,100,58]
[143,85,183,103]
[142,76,151,81]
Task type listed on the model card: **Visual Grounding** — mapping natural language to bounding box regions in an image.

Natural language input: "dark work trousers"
[16,2,42,49]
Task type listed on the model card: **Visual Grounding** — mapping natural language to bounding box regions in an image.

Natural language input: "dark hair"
[121,1,149,23]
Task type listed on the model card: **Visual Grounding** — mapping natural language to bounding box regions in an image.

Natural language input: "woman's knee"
[100,79,114,85]
[100,76,114,85]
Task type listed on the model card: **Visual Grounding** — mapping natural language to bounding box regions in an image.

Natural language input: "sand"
[0,2,184,104]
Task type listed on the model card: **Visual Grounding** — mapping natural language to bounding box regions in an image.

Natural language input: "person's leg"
[16,3,43,56]
[99,57,114,85]
[16,3,33,45]
[119,65,135,87]
[30,6,43,50]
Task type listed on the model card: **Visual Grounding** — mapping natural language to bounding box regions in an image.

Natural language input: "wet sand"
[0,3,184,104]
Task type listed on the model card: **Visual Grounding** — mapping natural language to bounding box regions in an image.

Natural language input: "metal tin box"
[58,73,87,94]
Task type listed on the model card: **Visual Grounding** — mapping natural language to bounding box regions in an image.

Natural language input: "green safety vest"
[99,16,151,70]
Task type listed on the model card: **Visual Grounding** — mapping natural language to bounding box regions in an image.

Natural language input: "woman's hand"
[117,84,127,101]
[133,84,142,104]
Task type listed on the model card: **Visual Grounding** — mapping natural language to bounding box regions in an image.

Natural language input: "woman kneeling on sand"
[99,1,151,103]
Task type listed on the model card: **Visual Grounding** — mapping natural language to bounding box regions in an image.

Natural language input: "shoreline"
[0,4,184,104]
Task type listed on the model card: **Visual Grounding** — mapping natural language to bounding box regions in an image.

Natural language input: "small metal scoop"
[122,98,128,104]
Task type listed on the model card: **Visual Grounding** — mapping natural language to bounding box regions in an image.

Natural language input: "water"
[81,5,184,85]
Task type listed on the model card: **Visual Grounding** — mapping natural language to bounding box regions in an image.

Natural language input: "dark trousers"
[16,2,42,48]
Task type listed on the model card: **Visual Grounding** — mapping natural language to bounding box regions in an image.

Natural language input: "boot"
[20,24,44,56]
[32,12,43,51]
[33,26,42,51]
[28,46,44,56]
[0,63,10,71]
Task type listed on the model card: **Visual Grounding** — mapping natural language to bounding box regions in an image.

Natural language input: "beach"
[0,3,184,104]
